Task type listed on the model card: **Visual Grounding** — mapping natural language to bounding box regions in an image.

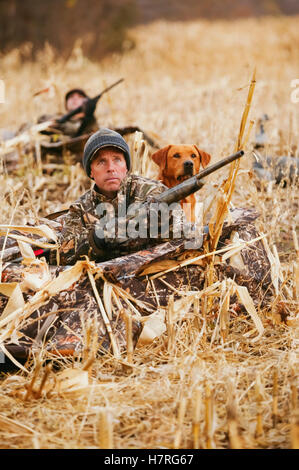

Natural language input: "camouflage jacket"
[50,174,189,266]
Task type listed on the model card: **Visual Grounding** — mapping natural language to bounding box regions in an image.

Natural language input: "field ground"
[0,15,298,449]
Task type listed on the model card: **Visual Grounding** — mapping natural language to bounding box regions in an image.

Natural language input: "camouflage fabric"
[98,207,274,304]
[56,115,98,138]
[50,174,188,266]
[0,272,142,362]
[0,208,275,365]
[38,113,98,137]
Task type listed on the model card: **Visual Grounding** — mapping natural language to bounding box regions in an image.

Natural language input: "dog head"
[151,144,211,187]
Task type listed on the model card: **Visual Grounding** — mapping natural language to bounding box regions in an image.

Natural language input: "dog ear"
[151,145,171,170]
[194,146,211,168]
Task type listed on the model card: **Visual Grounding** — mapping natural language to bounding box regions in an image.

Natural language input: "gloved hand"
[91,227,106,251]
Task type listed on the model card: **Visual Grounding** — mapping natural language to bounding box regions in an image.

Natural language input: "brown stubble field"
[0,16,298,449]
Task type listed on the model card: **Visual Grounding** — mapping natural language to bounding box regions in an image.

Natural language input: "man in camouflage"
[52,128,187,265]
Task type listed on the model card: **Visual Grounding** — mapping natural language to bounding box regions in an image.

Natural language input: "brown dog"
[151,145,211,222]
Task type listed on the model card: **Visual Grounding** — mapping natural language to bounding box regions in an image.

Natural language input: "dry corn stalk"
[0,282,25,321]
[226,378,243,449]
[167,294,175,353]
[204,381,214,449]
[34,364,52,399]
[82,316,98,375]
[227,404,243,449]
[255,373,264,438]
[292,226,299,301]
[98,408,114,449]
[293,227,299,256]
[174,396,187,448]
[291,411,299,450]
[137,309,166,345]
[0,414,36,435]
[293,262,299,301]
[0,223,58,243]
[55,368,89,395]
[0,120,53,153]
[207,70,256,293]
[24,361,42,401]
[193,296,201,332]
[192,388,202,449]
[219,280,232,342]
[124,311,134,364]
[87,268,121,359]
[291,374,298,411]
[272,367,278,428]
[131,131,145,175]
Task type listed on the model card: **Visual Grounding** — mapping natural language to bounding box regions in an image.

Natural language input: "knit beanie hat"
[83,128,131,177]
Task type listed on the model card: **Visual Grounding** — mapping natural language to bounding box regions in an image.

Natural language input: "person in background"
[38,88,99,138]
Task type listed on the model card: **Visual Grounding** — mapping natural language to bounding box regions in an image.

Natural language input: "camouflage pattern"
[38,113,98,138]
[0,271,141,361]
[0,207,275,366]
[50,174,187,266]
[98,207,274,306]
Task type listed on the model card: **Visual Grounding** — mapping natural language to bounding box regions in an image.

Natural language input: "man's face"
[66,92,86,111]
[66,92,87,119]
[90,147,128,198]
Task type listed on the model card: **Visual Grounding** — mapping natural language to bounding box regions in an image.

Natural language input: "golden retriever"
[151,144,211,222]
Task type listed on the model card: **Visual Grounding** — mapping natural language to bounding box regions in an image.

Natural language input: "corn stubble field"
[0,16,298,449]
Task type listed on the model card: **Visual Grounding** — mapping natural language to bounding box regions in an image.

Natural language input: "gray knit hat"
[83,128,131,177]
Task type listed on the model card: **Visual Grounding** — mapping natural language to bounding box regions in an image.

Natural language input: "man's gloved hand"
[90,227,106,252]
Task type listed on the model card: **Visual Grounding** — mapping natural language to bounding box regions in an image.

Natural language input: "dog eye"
[173,153,180,158]
[191,153,197,159]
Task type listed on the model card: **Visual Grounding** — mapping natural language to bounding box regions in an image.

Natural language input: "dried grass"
[0,15,298,449]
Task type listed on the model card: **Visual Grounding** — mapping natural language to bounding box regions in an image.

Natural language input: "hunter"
[51,128,191,265]
[38,88,99,138]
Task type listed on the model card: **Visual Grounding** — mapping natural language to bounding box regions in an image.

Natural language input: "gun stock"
[155,150,245,205]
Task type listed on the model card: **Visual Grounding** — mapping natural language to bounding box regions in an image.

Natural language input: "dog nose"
[184,161,194,170]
